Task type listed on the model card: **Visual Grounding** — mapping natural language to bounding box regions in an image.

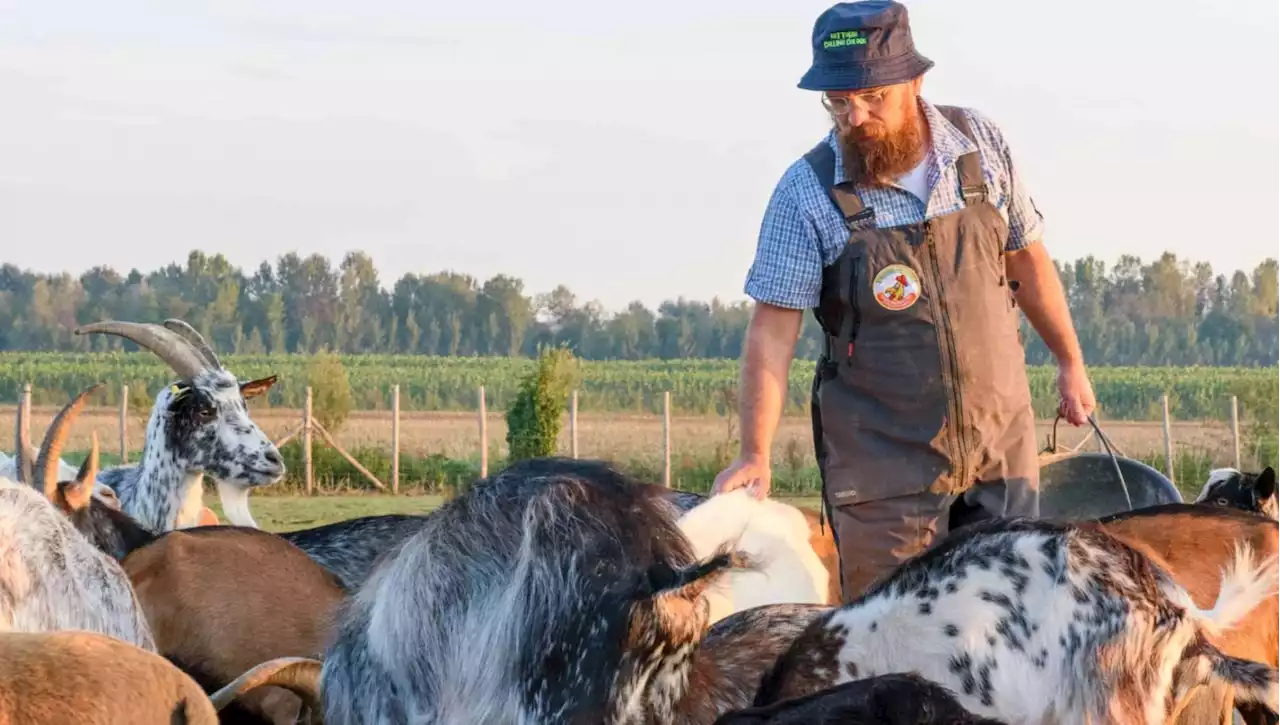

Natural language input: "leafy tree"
[504,346,580,463]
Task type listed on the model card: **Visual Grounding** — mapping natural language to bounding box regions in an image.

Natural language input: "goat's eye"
[199,406,218,422]
[1216,498,1229,506]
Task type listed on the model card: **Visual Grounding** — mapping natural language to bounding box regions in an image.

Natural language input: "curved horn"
[36,383,102,499]
[76,430,100,488]
[162,318,222,371]
[209,657,323,713]
[14,390,33,485]
[74,321,208,382]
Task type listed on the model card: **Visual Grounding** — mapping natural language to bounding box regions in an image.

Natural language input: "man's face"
[825,77,926,186]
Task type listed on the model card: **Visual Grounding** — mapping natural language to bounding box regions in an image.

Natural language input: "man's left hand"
[1056,360,1096,426]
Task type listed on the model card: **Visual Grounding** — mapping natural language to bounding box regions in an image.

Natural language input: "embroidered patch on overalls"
[872,264,921,311]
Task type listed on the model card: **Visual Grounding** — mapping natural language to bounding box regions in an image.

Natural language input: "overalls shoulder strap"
[932,104,988,207]
[802,140,873,230]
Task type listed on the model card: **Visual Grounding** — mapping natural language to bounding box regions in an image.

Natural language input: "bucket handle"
[1050,412,1134,513]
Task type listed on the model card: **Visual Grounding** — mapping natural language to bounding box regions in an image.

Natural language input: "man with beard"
[712,0,1096,602]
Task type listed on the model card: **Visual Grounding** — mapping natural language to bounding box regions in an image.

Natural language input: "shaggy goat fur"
[277,513,430,592]
[0,630,217,724]
[319,457,754,725]
[676,490,831,622]
[753,516,1280,725]
[1196,468,1279,521]
[715,672,1007,725]
[0,478,154,651]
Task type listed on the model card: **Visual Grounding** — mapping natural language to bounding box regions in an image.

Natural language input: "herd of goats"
[0,317,1278,725]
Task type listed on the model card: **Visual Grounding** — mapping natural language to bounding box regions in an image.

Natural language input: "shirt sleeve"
[991,123,1045,252]
[743,174,824,310]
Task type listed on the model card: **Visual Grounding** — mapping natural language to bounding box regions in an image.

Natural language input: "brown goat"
[0,630,218,724]
[673,603,831,724]
[1099,503,1279,725]
[122,525,346,725]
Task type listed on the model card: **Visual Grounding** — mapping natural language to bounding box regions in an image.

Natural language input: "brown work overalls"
[807,105,1040,602]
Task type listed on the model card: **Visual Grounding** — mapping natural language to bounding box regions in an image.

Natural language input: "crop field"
[1,352,1276,421]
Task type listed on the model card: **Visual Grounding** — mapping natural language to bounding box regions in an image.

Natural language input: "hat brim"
[797,52,933,92]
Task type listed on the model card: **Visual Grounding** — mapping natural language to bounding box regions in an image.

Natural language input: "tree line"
[0,250,1275,366]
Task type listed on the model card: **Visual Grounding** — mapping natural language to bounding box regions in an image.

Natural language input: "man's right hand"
[712,456,772,500]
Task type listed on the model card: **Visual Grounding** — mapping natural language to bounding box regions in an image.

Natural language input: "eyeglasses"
[821,89,890,115]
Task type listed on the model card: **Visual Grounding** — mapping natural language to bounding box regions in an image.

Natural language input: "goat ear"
[240,375,277,400]
[1255,467,1277,499]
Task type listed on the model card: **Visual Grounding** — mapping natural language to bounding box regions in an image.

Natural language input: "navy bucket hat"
[798,0,934,92]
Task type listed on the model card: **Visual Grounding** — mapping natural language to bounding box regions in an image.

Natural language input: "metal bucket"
[1036,416,1182,520]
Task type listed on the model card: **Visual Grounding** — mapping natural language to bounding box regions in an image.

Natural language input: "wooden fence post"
[478,385,488,479]
[1229,395,1241,470]
[1161,394,1175,485]
[391,384,401,494]
[119,384,128,464]
[20,383,31,450]
[570,389,579,459]
[304,387,314,495]
[662,391,671,488]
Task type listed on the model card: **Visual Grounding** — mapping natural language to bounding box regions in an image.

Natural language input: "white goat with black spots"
[74,319,284,534]
[0,387,154,651]
[754,516,1280,725]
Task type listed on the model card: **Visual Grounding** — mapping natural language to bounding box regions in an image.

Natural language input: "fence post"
[304,386,314,495]
[478,385,488,479]
[570,389,579,459]
[1161,394,1175,485]
[391,384,401,494]
[1229,395,1241,470]
[662,391,671,488]
[119,384,128,464]
[20,382,31,451]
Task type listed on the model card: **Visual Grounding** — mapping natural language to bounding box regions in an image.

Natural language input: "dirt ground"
[1,404,1246,468]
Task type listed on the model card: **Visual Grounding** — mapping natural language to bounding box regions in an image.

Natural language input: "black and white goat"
[753,516,1280,725]
[316,456,754,724]
[0,387,155,651]
[1196,467,1278,520]
[74,319,284,533]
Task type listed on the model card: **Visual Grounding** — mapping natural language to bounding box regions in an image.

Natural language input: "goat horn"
[14,391,33,485]
[208,657,323,713]
[36,384,102,500]
[162,318,223,371]
[75,430,100,488]
[74,321,209,382]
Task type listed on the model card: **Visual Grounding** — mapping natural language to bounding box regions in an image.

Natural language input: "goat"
[318,456,755,724]
[645,489,842,605]
[676,490,831,623]
[0,630,218,724]
[0,387,155,651]
[121,524,347,725]
[672,603,831,724]
[1100,503,1280,725]
[715,672,1008,725]
[752,515,1279,725]
[276,513,431,592]
[73,318,283,532]
[1196,467,1279,520]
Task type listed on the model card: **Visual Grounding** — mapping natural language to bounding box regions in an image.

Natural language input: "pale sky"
[1,0,1276,311]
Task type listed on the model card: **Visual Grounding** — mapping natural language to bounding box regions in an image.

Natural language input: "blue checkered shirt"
[744,99,1045,310]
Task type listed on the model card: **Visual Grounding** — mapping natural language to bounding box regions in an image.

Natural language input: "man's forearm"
[1006,242,1084,366]
[738,303,803,461]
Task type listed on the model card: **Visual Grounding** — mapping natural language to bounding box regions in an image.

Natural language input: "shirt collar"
[827,98,977,188]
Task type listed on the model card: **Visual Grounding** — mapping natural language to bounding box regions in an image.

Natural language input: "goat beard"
[838,98,927,187]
